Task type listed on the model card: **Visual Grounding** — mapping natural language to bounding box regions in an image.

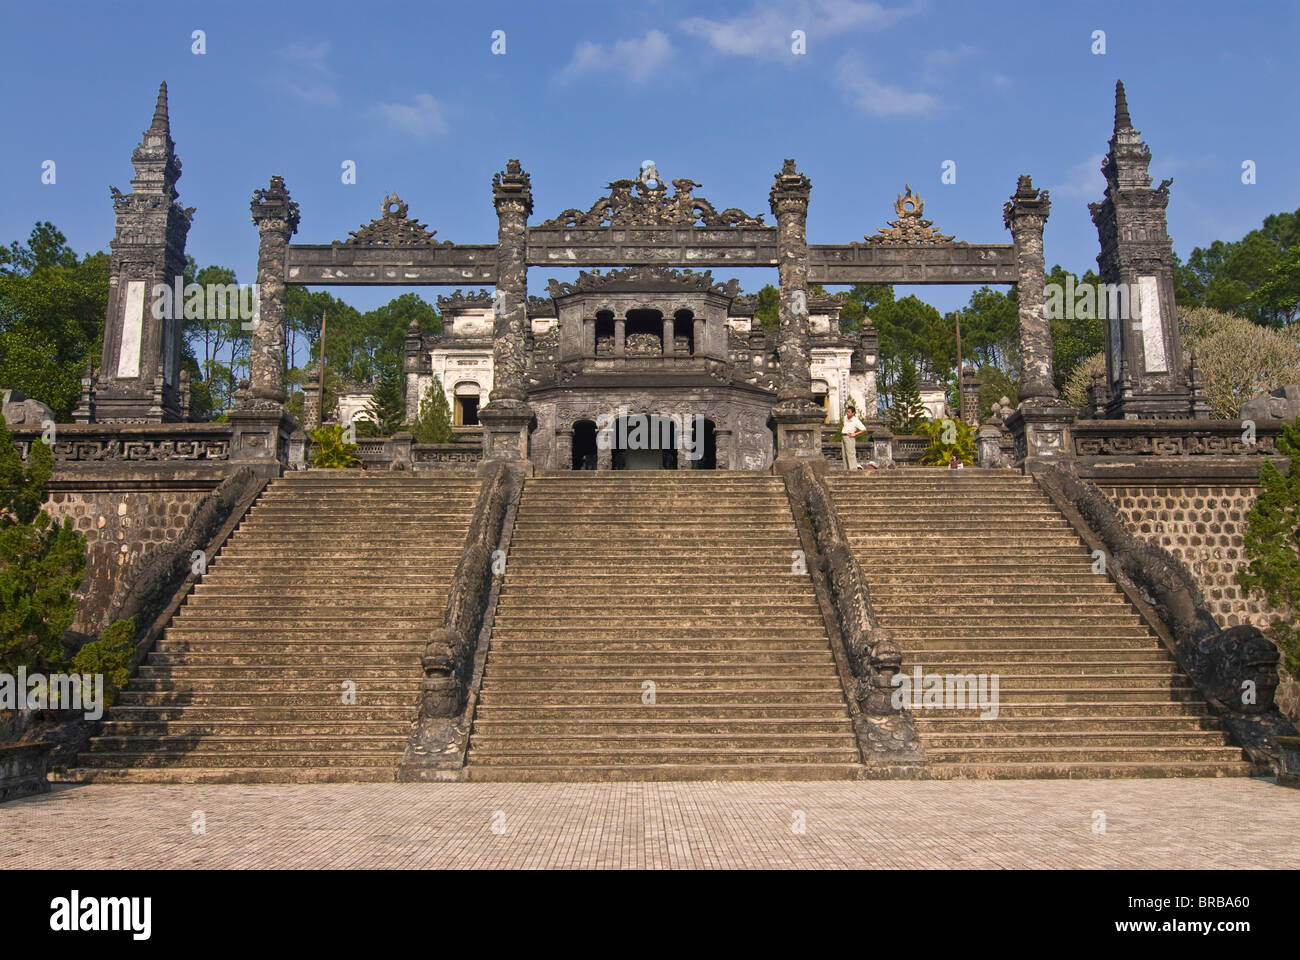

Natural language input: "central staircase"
[72,472,480,783]
[465,473,862,780]
[827,469,1252,779]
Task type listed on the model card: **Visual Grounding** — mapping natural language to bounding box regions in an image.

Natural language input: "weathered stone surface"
[1003,175,1054,401]
[1038,464,1298,766]
[1240,385,1300,423]
[1,390,53,427]
[247,175,299,405]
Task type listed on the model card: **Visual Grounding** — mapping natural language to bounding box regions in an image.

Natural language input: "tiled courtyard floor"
[2,778,1297,869]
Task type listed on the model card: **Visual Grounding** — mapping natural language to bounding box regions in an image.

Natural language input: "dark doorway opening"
[572,420,597,470]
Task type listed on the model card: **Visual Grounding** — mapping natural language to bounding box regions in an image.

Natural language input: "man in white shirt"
[841,404,868,470]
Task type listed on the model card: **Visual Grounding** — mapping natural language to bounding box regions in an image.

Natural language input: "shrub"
[918,417,976,466]
[71,617,135,707]
[1236,419,1300,672]
[309,423,361,469]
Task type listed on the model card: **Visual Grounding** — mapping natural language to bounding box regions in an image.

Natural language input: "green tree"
[0,223,109,420]
[362,354,405,436]
[409,378,454,444]
[918,416,976,466]
[1236,419,1300,672]
[888,358,928,434]
[0,417,87,672]
[1178,209,1300,327]
[753,284,780,330]
[309,423,361,468]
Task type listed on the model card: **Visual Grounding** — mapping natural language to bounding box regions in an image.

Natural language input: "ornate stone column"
[1004,176,1075,472]
[614,316,626,358]
[769,159,825,463]
[247,176,299,406]
[662,315,675,358]
[693,316,706,358]
[480,159,534,462]
[555,427,573,470]
[583,317,596,359]
[1004,175,1054,402]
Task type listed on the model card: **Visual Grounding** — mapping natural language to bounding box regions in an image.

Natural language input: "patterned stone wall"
[1101,483,1298,720]
[43,490,207,635]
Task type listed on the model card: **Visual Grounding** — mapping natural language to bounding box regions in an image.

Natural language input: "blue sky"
[2,0,1298,317]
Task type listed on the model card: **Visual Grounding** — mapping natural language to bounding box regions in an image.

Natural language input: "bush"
[1062,351,1106,416]
[409,378,454,444]
[309,423,361,468]
[0,415,86,672]
[918,417,976,466]
[71,617,135,707]
[1236,419,1300,672]
[1180,306,1300,418]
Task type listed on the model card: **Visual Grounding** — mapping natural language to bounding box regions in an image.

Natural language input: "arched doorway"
[612,414,676,470]
[571,419,597,470]
[690,418,717,470]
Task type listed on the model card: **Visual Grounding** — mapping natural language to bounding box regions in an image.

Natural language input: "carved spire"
[151,81,170,134]
[1113,79,1131,132]
[128,80,182,200]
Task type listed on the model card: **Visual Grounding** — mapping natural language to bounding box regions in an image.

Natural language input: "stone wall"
[1101,482,1298,720]
[43,489,208,635]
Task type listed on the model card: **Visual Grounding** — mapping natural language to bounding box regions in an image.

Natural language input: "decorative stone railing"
[8,422,233,463]
[782,461,923,764]
[1071,419,1283,458]
[400,461,524,779]
[1036,463,1298,771]
[345,433,483,471]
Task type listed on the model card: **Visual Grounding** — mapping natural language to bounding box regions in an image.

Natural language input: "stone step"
[857,760,1254,781]
[468,747,861,765]
[468,734,858,752]
[84,735,408,753]
[100,720,412,737]
[106,705,415,721]
[76,752,408,769]
[916,731,1231,749]
[922,746,1246,764]
[66,766,403,784]
[917,715,1220,733]
[462,764,864,782]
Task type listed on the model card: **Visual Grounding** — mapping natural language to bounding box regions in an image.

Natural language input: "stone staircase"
[465,473,862,780]
[71,472,481,783]
[827,468,1252,779]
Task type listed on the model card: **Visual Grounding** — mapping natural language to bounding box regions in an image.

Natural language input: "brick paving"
[2,778,1297,869]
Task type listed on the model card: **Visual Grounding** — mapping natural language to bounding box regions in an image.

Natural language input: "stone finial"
[151,81,170,133]
[1114,79,1132,131]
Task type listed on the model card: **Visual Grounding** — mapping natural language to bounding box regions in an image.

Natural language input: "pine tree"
[1237,419,1300,671]
[363,354,406,436]
[889,358,928,434]
[0,415,87,672]
[409,377,454,444]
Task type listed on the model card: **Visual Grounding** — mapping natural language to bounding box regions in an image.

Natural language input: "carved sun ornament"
[344,192,444,246]
[864,184,958,245]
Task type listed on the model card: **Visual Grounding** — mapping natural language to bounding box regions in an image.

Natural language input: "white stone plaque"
[116,280,146,378]
[1138,275,1166,373]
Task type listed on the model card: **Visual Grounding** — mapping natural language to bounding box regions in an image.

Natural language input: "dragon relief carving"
[863,184,959,245]
[344,193,446,246]
[538,170,765,229]
[545,266,741,298]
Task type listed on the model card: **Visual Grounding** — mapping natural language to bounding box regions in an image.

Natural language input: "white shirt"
[842,414,867,436]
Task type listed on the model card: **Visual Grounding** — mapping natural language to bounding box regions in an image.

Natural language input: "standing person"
[841,404,868,470]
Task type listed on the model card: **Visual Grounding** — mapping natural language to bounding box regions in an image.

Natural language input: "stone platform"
[2,779,1296,869]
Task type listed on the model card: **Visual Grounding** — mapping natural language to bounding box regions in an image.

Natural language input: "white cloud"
[837,55,939,117]
[921,43,978,84]
[375,93,448,137]
[280,40,338,105]
[556,30,673,86]
[1054,154,1107,199]
[683,0,918,58]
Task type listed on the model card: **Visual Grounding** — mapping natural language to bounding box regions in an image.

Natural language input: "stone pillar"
[769,159,825,463]
[614,316,626,358]
[555,427,573,470]
[94,82,192,423]
[583,317,596,358]
[596,444,612,471]
[480,159,534,462]
[248,175,299,407]
[1004,174,1075,472]
[1003,175,1054,402]
[959,367,980,424]
[662,315,674,358]
[1089,80,1192,419]
[302,377,322,432]
[693,317,706,358]
[715,428,733,470]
